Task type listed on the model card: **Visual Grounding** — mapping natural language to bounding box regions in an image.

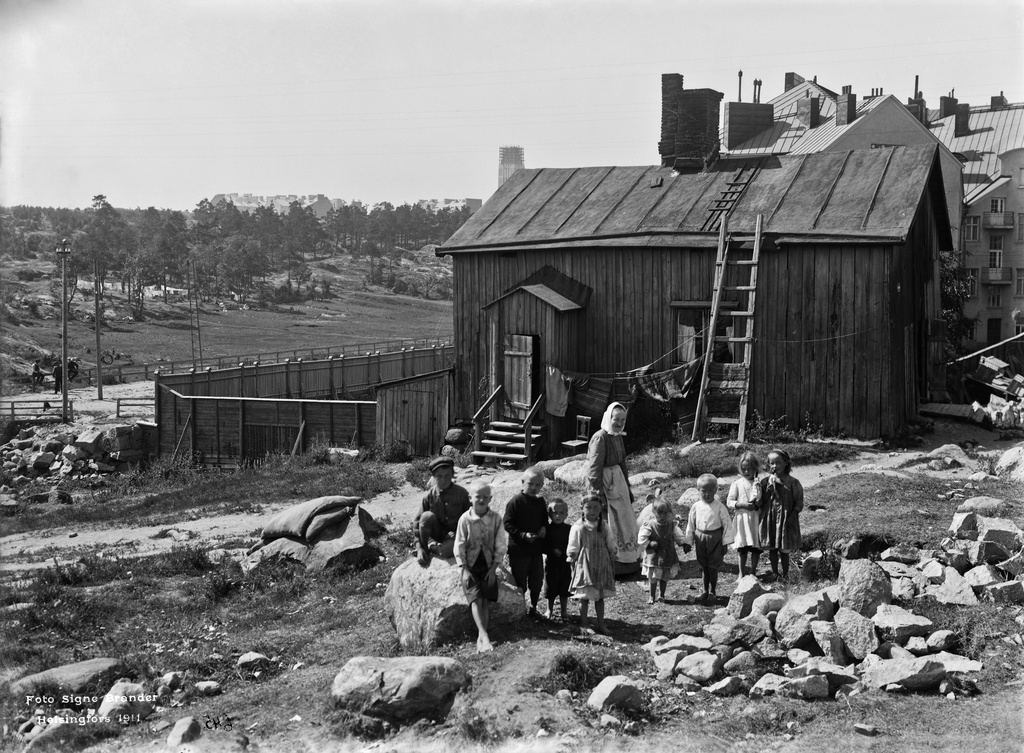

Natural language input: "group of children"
[412,449,803,652]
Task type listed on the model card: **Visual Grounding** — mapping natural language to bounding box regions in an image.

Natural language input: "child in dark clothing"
[503,466,548,618]
[542,498,572,621]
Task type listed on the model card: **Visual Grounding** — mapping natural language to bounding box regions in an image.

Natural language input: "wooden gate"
[504,334,537,420]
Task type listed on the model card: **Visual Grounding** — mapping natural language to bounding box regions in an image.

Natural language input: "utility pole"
[94,258,103,399]
[56,239,72,423]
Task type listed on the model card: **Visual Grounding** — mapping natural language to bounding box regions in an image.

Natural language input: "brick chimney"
[796,96,820,128]
[939,95,958,119]
[784,72,805,92]
[907,93,927,123]
[659,73,724,170]
[955,103,971,137]
[992,91,1008,108]
[837,86,857,126]
[723,102,774,149]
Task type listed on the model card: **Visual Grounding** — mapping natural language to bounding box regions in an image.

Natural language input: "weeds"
[539,648,633,695]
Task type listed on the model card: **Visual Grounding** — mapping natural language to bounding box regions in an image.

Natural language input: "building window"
[968,268,979,297]
[966,320,976,341]
[988,288,1002,308]
[964,216,980,241]
[990,235,1004,268]
[674,307,733,364]
[1019,167,1024,187]
[1018,214,1024,242]
[1017,269,1024,296]
[991,197,1006,213]
[988,318,1002,343]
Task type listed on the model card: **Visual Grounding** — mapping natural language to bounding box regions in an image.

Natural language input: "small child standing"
[542,498,572,621]
[503,467,548,618]
[758,449,804,581]
[727,451,763,578]
[683,474,733,604]
[567,493,617,635]
[637,497,687,604]
[454,481,507,653]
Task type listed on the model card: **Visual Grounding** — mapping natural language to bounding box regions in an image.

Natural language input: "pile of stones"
[642,505,1023,701]
[0,424,147,490]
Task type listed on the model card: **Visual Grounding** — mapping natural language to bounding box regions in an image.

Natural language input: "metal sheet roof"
[928,105,1024,199]
[726,94,889,157]
[442,144,948,253]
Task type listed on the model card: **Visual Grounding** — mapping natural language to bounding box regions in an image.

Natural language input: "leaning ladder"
[691,213,764,442]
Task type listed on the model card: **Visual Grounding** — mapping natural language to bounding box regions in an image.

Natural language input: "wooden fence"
[26,337,453,387]
[155,344,455,466]
[157,345,454,400]
[158,388,375,467]
[1,400,75,423]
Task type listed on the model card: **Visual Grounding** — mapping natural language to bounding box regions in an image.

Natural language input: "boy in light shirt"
[454,480,507,652]
[683,474,733,605]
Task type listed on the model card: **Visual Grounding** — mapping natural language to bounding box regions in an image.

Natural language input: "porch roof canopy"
[440,144,952,253]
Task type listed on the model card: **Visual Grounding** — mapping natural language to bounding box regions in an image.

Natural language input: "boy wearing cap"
[414,456,471,565]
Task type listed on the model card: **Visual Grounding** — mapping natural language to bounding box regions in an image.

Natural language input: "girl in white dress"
[727,451,762,578]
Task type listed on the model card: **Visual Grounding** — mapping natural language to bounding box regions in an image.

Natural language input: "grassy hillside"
[0,250,453,391]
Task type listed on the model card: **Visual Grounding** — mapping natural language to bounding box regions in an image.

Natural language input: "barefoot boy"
[454,480,506,652]
[683,474,732,604]
[414,456,471,565]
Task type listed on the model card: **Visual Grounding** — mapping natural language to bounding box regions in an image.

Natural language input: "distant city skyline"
[1,0,1021,211]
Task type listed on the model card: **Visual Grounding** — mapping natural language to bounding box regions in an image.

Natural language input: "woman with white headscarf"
[583,402,641,575]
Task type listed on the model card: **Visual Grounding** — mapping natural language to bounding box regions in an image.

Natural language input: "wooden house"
[438,144,952,451]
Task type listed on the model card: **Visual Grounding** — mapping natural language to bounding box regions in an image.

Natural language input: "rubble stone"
[676,651,723,684]
[926,630,958,653]
[956,496,1005,516]
[587,676,644,712]
[726,576,769,618]
[926,567,979,606]
[949,511,978,540]
[810,620,848,665]
[833,607,880,661]
[872,604,933,643]
[838,560,891,617]
[976,517,1023,552]
[986,579,1024,604]
[964,564,1002,591]
[861,657,946,691]
[749,673,790,698]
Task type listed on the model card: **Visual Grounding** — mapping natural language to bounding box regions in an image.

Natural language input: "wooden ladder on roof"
[691,213,764,442]
[701,163,761,232]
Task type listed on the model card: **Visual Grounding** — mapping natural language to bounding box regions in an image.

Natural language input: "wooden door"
[504,334,537,420]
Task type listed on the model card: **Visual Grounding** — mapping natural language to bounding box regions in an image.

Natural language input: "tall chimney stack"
[955,103,971,137]
[784,72,805,92]
[939,94,958,120]
[837,85,857,126]
[797,96,820,128]
[659,73,724,171]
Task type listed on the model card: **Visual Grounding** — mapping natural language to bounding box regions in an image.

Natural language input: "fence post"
[355,402,362,447]
[254,361,260,398]
[284,359,292,399]
[189,368,196,397]
[143,363,149,381]
[154,371,162,456]
[238,363,245,397]
[328,355,336,398]
[238,398,246,466]
[401,348,407,379]
[297,359,304,399]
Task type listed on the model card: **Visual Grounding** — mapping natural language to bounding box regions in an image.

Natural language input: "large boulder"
[702,612,770,648]
[750,592,786,616]
[749,673,791,698]
[11,658,123,696]
[384,557,525,650]
[554,460,588,486]
[986,580,1024,604]
[962,539,1012,566]
[726,576,770,618]
[242,506,384,574]
[658,633,713,656]
[833,607,880,661]
[331,656,470,724]
[837,559,892,617]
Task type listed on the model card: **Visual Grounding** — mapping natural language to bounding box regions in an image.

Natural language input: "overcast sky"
[1,0,1021,211]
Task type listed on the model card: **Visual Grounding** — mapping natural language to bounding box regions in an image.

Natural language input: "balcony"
[981,267,1013,284]
[983,212,1015,230]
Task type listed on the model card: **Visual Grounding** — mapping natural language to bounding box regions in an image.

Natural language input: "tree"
[940,248,976,391]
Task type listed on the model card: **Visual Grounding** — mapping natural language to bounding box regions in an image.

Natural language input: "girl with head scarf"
[582,402,641,575]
